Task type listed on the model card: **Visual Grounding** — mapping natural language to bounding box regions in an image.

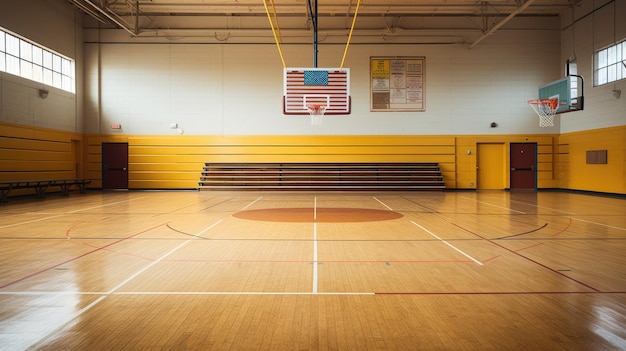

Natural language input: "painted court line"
[25,220,222,350]
[411,220,484,266]
[572,217,626,231]
[508,199,576,215]
[373,197,393,211]
[0,198,146,230]
[241,196,263,210]
[461,196,526,214]
[312,221,319,293]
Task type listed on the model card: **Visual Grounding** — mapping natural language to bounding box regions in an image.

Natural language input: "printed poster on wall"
[370,56,425,112]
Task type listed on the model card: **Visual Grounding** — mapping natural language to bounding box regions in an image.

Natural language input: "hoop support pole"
[340,0,361,69]
[263,0,286,68]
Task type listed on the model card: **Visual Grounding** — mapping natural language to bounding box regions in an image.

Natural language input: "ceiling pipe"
[468,0,537,49]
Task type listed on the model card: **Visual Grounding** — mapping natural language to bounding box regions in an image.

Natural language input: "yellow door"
[477,143,506,189]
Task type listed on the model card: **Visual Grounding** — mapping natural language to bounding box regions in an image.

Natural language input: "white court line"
[0,198,146,229]
[0,291,375,296]
[460,196,526,214]
[241,196,263,210]
[507,199,576,215]
[312,222,319,294]
[411,221,484,266]
[26,220,221,350]
[312,196,318,293]
[373,197,393,211]
[572,217,626,231]
[114,291,375,295]
[68,197,147,213]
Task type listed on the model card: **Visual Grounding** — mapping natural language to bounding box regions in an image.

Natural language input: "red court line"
[513,242,544,252]
[451,222,601,292]
[161,259,475,263]
[375,291,625,295]
[551,217,572,237]
[0,222,169,289]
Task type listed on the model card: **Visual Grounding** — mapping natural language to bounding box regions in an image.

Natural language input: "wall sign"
[370,56,425,112]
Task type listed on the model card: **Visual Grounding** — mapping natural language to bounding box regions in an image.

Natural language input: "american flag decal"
[284,68,351,115]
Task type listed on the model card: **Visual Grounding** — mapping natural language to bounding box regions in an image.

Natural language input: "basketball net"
[528,98,559,127]
[306,104,326,126]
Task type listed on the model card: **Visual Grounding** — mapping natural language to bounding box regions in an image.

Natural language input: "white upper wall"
[84,29,562,135]
[1,0,623,135]
[0,0,83,132]
[559,0,626,133]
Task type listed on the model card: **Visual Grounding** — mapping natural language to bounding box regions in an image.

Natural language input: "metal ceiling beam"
[468,0,538,49]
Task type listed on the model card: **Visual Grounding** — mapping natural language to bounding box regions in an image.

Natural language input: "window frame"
[0,27,75,94]
[594,39,626,86]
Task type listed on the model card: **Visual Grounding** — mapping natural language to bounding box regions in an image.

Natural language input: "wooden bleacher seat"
[198,163,445,191]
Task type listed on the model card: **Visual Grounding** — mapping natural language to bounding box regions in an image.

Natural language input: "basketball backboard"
[283,68,351,115]
[538,75,584,113]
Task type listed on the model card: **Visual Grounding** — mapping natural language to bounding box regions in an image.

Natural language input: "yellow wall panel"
[4,122,624,194]
[559,126,625,194]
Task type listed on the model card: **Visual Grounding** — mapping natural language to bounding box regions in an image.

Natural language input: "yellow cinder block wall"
[0,122,85,196]
[3,121,625,195]
[558,126,626,194]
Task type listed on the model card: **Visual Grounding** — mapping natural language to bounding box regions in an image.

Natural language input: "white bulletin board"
[370,56,425,112]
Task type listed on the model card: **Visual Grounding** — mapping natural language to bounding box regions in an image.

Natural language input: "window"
[0,27,75,93]
[594,40,626,86]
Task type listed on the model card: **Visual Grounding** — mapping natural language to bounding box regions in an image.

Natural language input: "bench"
[0,178,92,203]
[198,163,445,191]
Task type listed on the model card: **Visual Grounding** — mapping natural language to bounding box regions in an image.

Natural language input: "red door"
[510,143,536,189]
[102,142,129,189]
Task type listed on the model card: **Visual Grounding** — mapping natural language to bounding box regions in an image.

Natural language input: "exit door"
[477,143,506,189]
[102,142,129,189]
[510,143,537,189]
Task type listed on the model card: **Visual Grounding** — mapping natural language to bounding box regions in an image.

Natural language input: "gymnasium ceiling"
[69,0,576,45]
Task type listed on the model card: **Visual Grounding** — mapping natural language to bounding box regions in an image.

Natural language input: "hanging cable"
[269,0,283,43]
[340,0,361,69]
[263,0,287,68]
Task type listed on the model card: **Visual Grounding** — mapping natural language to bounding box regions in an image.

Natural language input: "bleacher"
[198,163,445,191]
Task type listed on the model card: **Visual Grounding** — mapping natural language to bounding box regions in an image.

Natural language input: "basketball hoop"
[528,98,559,127]
[306,104,326,126]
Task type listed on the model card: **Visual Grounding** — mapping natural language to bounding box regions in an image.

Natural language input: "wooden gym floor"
[0,190,625,350]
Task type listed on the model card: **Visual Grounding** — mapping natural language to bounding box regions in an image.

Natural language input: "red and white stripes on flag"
[283,68,351,114]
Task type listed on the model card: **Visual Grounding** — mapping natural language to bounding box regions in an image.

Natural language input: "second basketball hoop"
[528,98,559,127]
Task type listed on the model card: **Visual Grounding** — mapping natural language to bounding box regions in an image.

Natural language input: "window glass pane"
[0,53,5,71]
[6,55,19,74]
[53,71,62,89]
[61,58,71,75]
[52,54,61,72]
[20,59,32,79]
[607,63,617,82]
[6,34,19,56]
[32,46,42,65]
[32,64,43,82]
[20,40,32,61]
[42,50,52,68]
[597,67,607,85]
[0,32,5,52]
[43,68,53,85]
[62,75,72,91]
[597,49,607,68]
[607,46,617,65]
